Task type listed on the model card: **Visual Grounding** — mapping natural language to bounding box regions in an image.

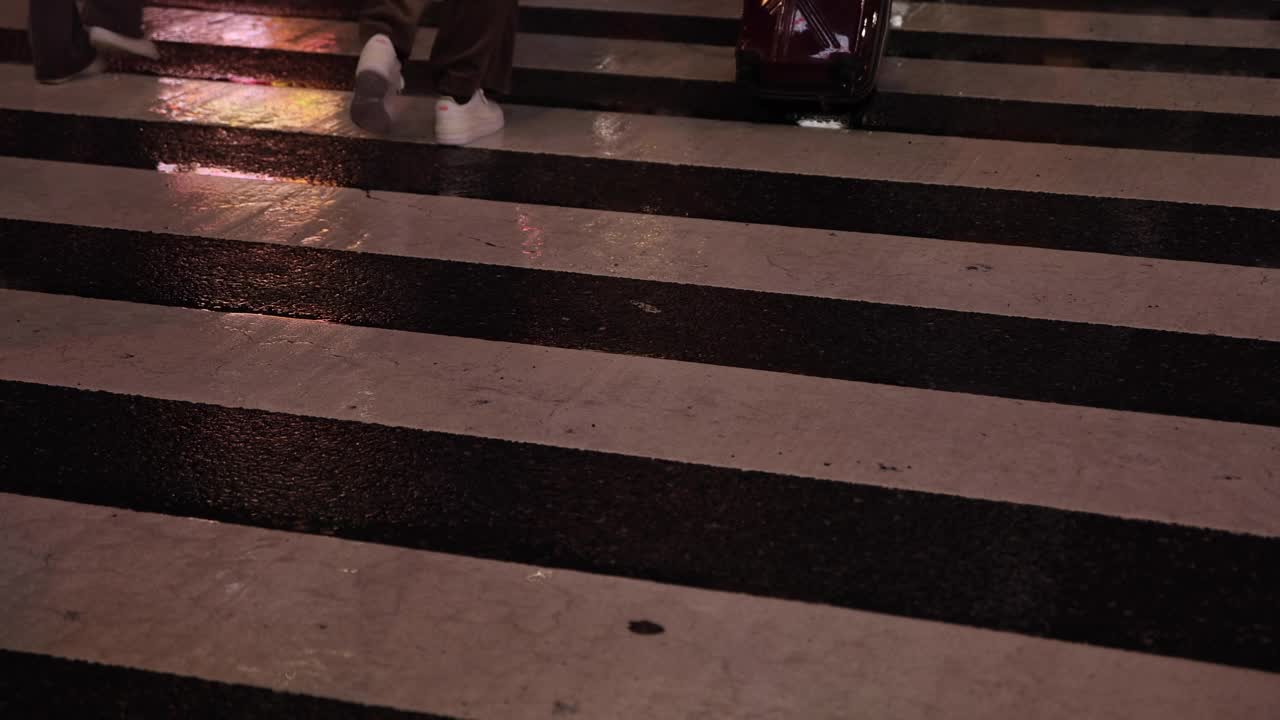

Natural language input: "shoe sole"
[436,114,505,146]
[350,70,394,135]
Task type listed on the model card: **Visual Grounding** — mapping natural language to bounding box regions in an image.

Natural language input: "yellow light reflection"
[149,78,345,131]
[146,9,343,54]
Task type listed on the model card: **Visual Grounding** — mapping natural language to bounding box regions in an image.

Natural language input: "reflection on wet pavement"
[149,77,350,131]
[1,1,1279,717]
[146,9,348,54]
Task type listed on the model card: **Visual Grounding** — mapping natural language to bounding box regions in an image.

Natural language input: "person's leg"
[359,0,432,61]
[429,0,518,100]
[81,0,159,60]
[27,0,98,83]
[351,0,432,133]
[430,0,517,145]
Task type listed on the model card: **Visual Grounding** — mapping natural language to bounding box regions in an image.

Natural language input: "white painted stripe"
[3,157,1277,340]
[2,67,1277,211]
[522,0,738,19]
[879,57,1280,116]
[3,291,1277,536]
[3,494,1276,719]
[897,2,1280,50]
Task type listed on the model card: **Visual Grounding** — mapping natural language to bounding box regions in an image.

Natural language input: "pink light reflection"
[518,212,545,260]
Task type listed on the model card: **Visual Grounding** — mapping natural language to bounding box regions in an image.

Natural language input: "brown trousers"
[27,0,144,81]
[361,0,518,99]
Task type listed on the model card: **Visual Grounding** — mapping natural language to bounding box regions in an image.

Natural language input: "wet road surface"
[1,0,1279,717]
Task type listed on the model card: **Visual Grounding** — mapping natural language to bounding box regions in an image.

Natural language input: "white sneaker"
[87,26,159,60]
[435,90,504,146]
[350,34,404,134]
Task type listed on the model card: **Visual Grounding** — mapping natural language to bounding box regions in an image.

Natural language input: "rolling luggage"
[736,0,892,105]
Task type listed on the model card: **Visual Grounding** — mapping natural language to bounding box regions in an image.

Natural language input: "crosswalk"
[1,0,1278,717]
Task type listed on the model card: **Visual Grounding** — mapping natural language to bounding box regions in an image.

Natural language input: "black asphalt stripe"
[890,32,1280,78]
[5,32,1277,159]
[1,110,1276,270]
[930,0,1280,20]
[509,5,737,45]
[0,650,459,719]
[2,381,1278,672]
[852,93,1280,160]
[4,219,1279,426]
[147,0,362,20]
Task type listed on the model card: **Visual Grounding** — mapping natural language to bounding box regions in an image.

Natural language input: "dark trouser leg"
[80,0,145,38]
[430,0,518,100]
[27,0,95,81]
[360,0,432,61]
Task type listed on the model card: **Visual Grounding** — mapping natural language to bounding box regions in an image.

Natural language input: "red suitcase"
[736,0,892,105]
